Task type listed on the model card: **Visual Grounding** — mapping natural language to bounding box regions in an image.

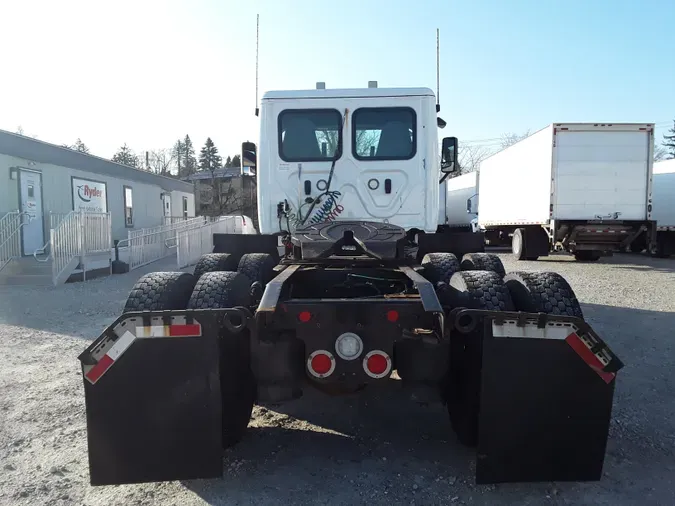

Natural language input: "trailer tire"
[651,233,674,258]
[460,252,506,278]
[193,253,239,280]
[237,253,277,286]
[421,253,460,285]
[574,251,601,262]
[187,271,255,447]
[504,271,583,319]
[123,272,196,313]
[448,270,515,311]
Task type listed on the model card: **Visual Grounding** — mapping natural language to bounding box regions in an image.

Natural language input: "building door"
[19,170,44,256]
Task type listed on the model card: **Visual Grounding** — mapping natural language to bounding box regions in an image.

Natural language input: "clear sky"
[1,0,673,164]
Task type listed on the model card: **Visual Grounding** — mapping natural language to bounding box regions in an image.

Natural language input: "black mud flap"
[78,308,249,486]
[454,310,624,484]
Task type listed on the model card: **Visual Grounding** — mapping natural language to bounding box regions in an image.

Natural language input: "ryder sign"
[72,178,107,213]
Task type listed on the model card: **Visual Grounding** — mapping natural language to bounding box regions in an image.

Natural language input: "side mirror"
[241,141,257,176]
[441,137,458,173]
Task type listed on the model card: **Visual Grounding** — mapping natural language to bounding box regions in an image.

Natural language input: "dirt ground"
[1,252,674,505]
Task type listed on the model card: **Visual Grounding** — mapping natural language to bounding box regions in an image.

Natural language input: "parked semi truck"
[78,86,623,487]
[476,123,656,261]
[633,158,675,257]
[439,171,480,234]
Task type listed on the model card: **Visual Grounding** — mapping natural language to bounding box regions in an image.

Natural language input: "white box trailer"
[477,123,656,261]
[650,159,675,257]
[443,172,479,230]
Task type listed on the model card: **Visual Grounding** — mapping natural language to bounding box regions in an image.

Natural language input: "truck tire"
[504,271,583,319]
[123,272,196,313]
[448,270,515,311]
[187,271,255,448]
[193,253,239,280]
[237,253,277,286]
[187,271,252,309]
[460,252,506,278]
[574,251,601,262]
[445,270,513,447]
[421,253,460,285]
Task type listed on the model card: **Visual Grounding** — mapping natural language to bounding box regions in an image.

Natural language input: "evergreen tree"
[183,135,197,176]
[199,137,222,172]
[225,156,232,168]
[231,154,241,169]
[111,143,139,167]
[74,138,89,153]
[663,120,675,158]
[172,139,186,177]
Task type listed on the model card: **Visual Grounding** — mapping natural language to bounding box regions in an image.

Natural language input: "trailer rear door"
[553,125,652,221]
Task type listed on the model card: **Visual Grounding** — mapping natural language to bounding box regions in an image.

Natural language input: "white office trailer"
[0,129,196,252]
[0,129,196,284]
[651,158,675,257]
[476,123,655,261]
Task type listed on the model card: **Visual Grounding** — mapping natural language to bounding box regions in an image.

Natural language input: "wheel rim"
[513,233,521,255]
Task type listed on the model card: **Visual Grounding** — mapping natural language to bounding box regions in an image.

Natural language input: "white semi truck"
[439,171,480,234]
[78,85,623,487]
[476,123,656,261]
[649,158,675,257]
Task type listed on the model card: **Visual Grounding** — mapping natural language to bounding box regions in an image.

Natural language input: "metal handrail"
[34,211,76,262]
[0,211,30,272]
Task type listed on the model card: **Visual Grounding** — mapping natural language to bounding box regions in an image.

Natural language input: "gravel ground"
[1,252,674,506]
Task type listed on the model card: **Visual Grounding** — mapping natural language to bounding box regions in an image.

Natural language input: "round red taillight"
[386,310,399,322]
[298,311,312,323]
[363,350,392,379]
[307,350,335,378]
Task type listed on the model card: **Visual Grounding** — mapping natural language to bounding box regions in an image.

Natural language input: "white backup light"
[335,332,363,360]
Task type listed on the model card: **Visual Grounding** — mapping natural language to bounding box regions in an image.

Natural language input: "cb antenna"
[255,14,260,117]
[436,28,440,113]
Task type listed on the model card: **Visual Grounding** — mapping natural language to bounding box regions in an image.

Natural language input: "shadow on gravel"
[181,303,675,506]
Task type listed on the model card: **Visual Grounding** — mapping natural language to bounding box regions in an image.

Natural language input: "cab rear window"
[352,107,416,160]
[278,109,342,162]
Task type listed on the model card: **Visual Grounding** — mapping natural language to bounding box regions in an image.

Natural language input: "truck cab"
[255,84,448,235]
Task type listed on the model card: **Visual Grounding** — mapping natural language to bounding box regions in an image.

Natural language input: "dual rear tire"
[426,253,583,447]
[122,253,276,449]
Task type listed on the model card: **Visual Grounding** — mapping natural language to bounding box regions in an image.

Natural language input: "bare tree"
[147,149,175,175]
[457,143,495,174]
[654,145,670,162]
[500,130,530,149]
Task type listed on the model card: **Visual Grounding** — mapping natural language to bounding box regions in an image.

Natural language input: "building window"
[352,107,416,160]
[124,186,133,227]
[183,196,188,218]
[278,109,342,162]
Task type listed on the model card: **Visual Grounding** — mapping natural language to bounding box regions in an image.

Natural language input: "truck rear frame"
[78,221,624,486]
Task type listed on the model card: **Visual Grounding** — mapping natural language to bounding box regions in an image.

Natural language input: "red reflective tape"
[565,332,615,384]
[169,324,201,337]
[85,354,114,383]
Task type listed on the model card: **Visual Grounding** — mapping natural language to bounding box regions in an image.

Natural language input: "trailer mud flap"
[454,310,624,484]
[78,309,247,486]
